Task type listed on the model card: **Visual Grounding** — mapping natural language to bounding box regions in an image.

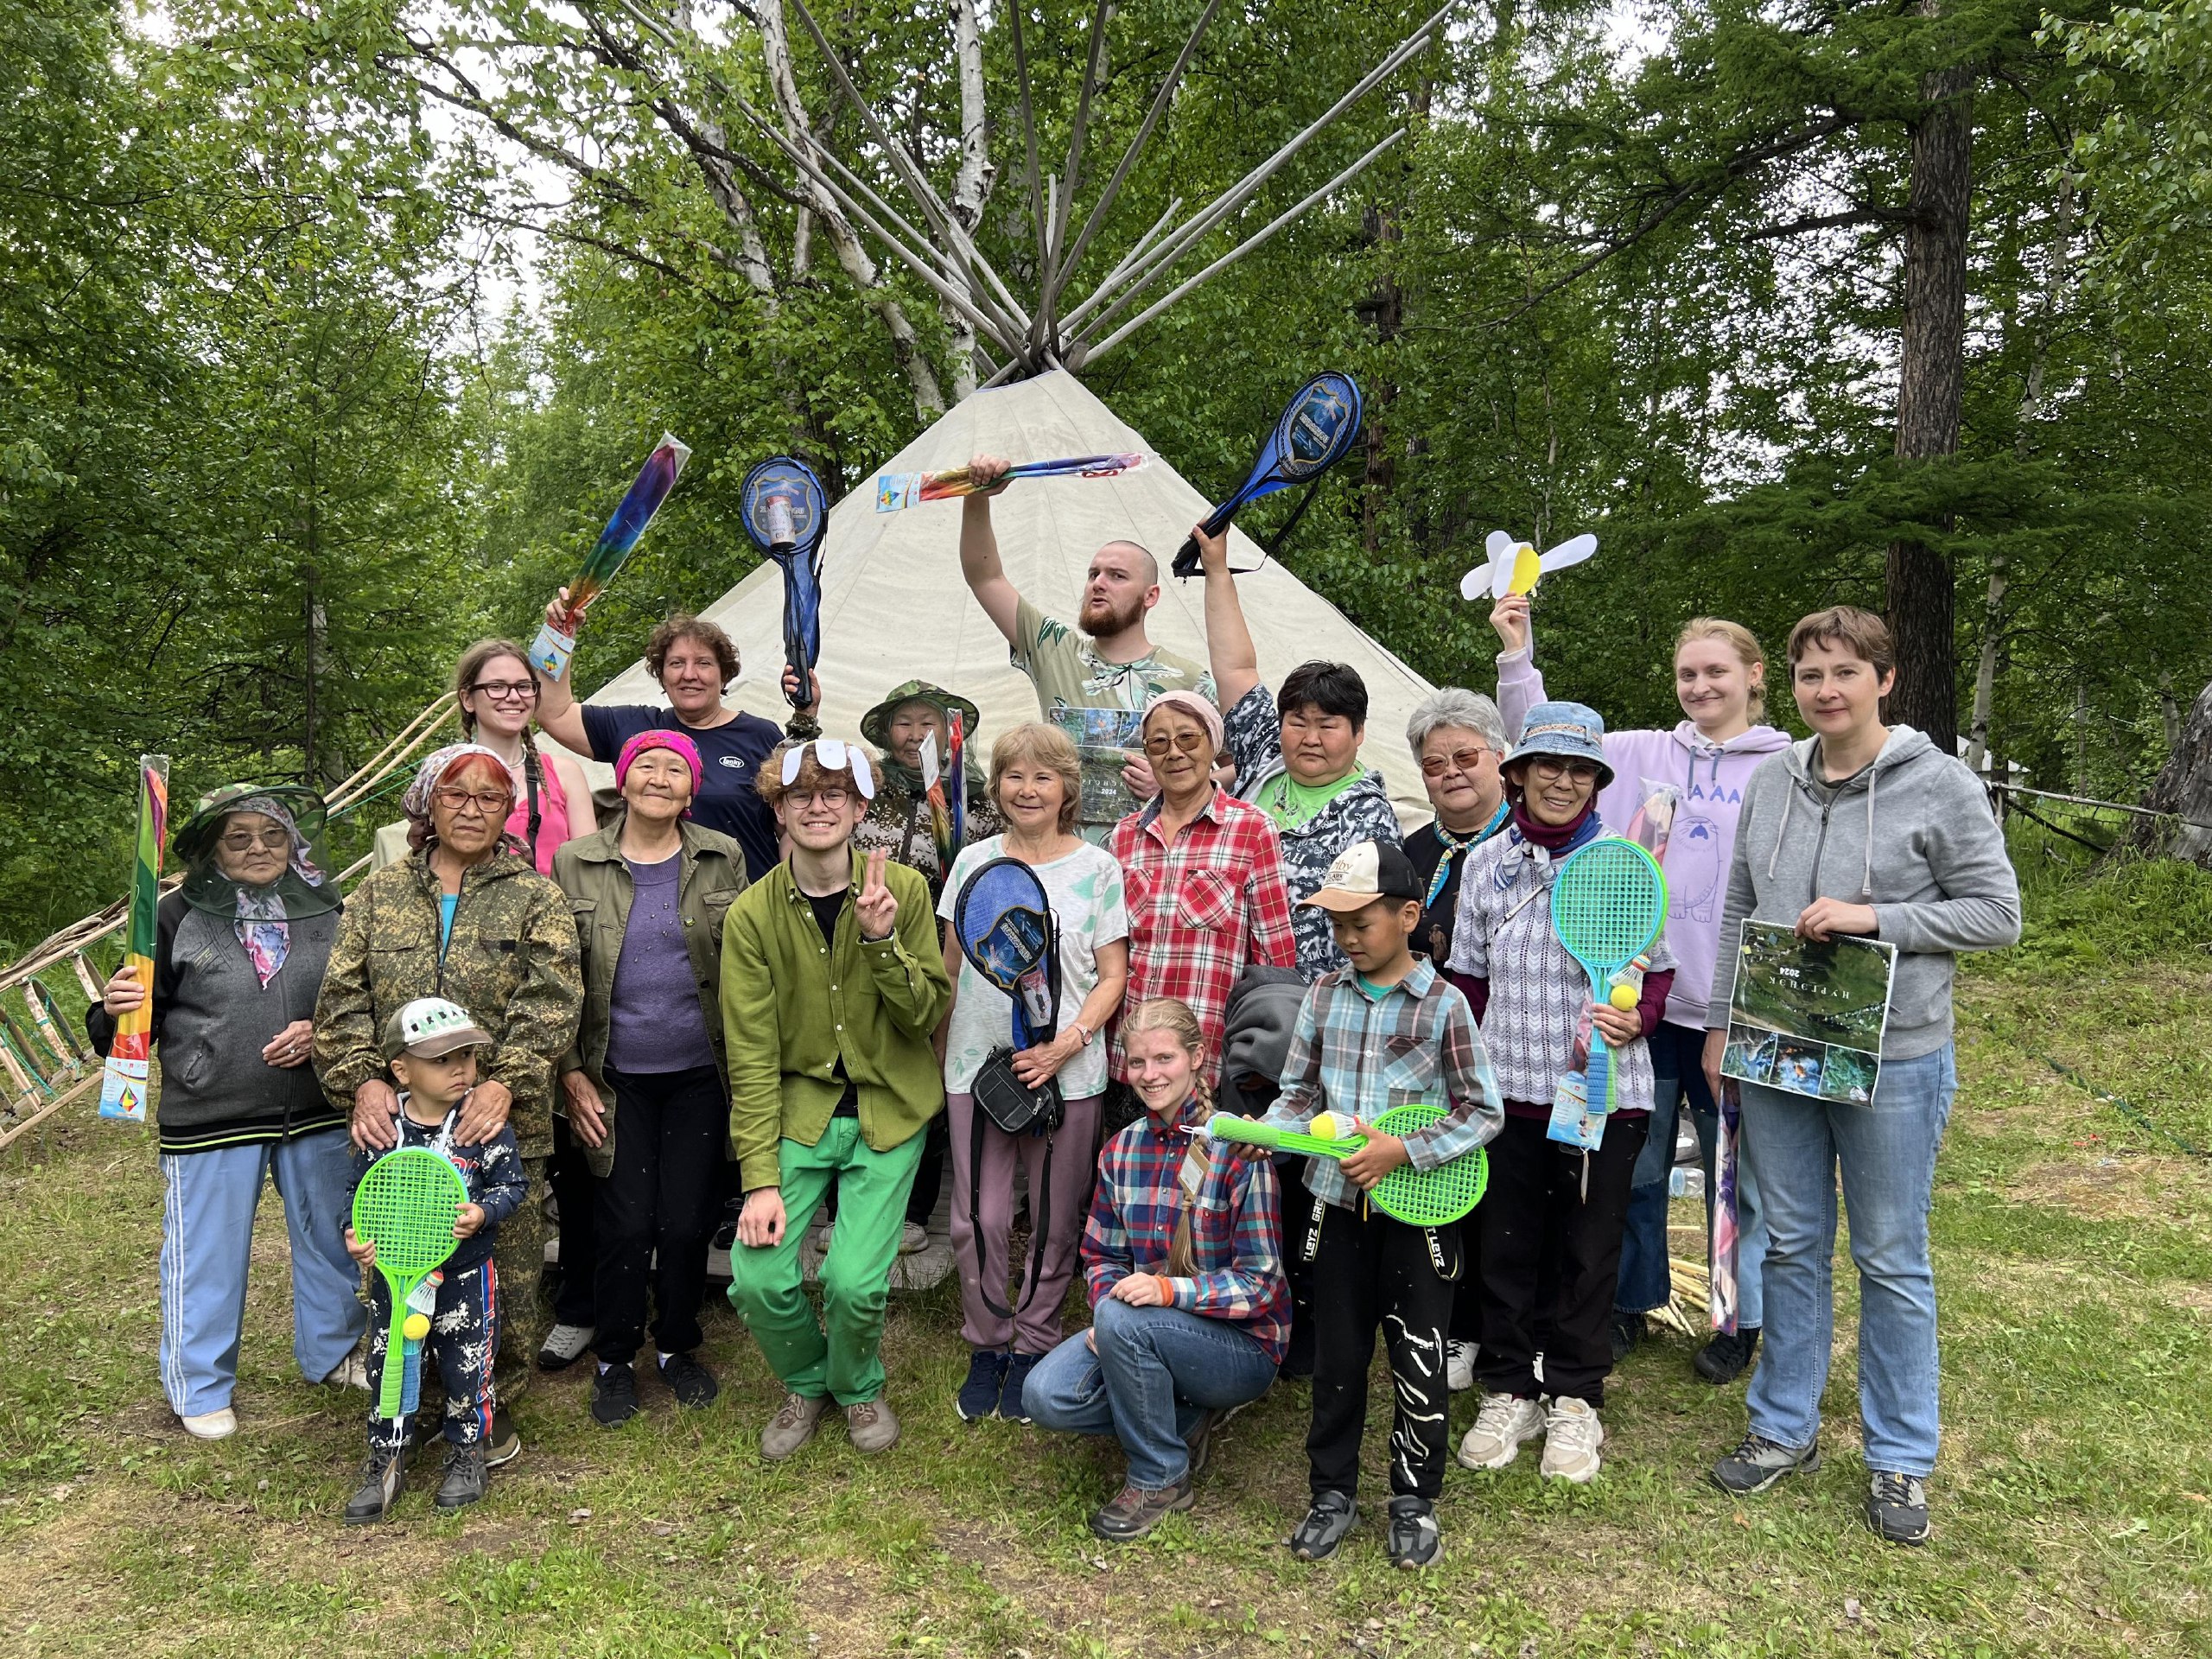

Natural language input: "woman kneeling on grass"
[1025,998,1288,1542]
[1700,607,2020,1547]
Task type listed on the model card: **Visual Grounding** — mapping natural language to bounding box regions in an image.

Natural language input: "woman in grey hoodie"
[1700,607,2020,1547]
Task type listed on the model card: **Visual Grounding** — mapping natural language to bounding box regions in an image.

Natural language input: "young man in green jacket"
[721,739,952,1459]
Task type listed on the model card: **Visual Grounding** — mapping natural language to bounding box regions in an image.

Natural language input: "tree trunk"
[2134,679,2212,864]
[1885,16,1974,753]
[944,0,994,399]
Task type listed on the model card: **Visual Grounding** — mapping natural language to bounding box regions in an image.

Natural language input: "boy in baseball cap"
[1249,840,1503,1570]
[340,997,525,1524]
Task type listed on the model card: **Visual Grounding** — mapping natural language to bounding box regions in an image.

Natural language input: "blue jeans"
[1027,1297,1278,1491]
[158,1130,366,1416]
[1738,1045,1956,1477]
[1616,1021,1766,1328]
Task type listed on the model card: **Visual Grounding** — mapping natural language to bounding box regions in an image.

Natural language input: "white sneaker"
[1446,1339,1477,1393]
[1457,1391,1545,1470]
[181,1408,237,1440]
[1539,1395,1605,1484]
[537,1323,595,1370]
[321,1350,370,1391]
[899,1220,929,1255]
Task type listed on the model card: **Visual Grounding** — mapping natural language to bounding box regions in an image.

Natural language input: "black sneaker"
[343,1446,406,1525]
[998,1351,1041,1423]
[435,1444,488,1510]
[485,1408,521,1468]
[1385,1495,1443,1569]
[659,1351,719,1409]
[1185,1408,1217,1478]
[1709,1431,1821,1495]
[1287,1490,1357,1561]
[957,1350,1009,1422]
[1865,1471,1931,1546]
[592,1363,639,1427]
[1694,1325,1761,1385]
[1609,1310,1645,1364]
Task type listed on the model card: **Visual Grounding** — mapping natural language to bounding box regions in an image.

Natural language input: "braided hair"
[452,638,544,863]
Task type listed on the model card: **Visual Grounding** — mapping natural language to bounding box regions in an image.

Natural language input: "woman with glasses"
[88,785,363,1440]
[1446,703,1676,1487]
[453,639,597,874]
[1108,691,1297,1082]
[1490,598,1789,1384]
[315,742,583,1470]
[536,602,817,884]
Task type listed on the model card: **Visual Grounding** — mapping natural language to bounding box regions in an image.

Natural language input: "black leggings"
[592,1065,728,1366]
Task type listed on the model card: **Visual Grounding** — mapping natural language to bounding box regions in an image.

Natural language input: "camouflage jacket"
[313,848,582,1159]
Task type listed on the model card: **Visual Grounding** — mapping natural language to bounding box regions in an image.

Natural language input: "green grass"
[3,918,2210,1654]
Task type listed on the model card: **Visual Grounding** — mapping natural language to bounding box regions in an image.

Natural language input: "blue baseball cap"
[1505,702,1614,788]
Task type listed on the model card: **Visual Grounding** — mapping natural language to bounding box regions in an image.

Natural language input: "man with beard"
[959,454,1216,841]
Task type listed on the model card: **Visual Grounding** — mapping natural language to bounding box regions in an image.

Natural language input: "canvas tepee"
[577,372,1440,823]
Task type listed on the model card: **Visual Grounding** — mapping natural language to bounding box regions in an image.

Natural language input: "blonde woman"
[1491,601,1789,1382]
[938,723,1128,1422]
[1024,999,1287,1542]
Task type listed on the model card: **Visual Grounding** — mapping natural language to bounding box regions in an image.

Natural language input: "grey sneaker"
[1385,1495,1443,1569]
[1865,1471,1930,1546]
[899,1220,929,1255]
[537,1323,594,1370]
[1287,1490,1357,1561]
[1709,1431,1821,1495]
[845,1396,900,1454]
[761,1392,826,1460]
[1538,1396,1605,1484]
[321,1349,370,1390]
[1184,1408,1217,1478]
[1458,1391,1545,1470]
[343,1446,406,1525]
[1090,1476,1194,1541]
[484,1409,521,1469]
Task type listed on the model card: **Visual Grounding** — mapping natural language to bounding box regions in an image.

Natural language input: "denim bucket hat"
[1504,701,1614,789]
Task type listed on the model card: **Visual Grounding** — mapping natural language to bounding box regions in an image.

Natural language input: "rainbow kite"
[874,453,1144,512]
[1710,1079,1742,1333]
[531,433,693,680]
[99,755,170,1123]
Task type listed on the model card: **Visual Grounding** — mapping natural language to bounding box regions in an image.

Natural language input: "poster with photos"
[1720,921,1897,1103]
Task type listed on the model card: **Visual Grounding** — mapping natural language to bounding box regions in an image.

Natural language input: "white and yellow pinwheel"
[1459,529,1599,602]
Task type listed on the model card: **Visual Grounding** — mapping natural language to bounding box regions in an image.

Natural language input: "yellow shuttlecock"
[403,1313,431,1342]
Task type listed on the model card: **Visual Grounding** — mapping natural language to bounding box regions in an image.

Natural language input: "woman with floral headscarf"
[314,742,582,1468]
[87,784,364,1441]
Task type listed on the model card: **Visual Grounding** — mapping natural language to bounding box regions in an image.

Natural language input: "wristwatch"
[1066,1020,1094,1048]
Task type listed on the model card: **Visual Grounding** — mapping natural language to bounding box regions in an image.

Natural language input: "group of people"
[92,453,2021,1562]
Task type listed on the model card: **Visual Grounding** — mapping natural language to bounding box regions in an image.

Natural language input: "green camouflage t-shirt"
[1011,596,1217,841]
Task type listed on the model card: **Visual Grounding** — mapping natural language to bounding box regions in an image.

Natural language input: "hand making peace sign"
[854,847,899,941]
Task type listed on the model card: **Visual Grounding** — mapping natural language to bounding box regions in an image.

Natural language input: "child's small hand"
[453,1203,486,1240]
[344,1225,377,1268]
[1341,1132,1409,1191]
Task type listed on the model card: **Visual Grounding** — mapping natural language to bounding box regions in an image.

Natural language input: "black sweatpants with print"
[366,1259,496,1452]
[1475,1110,1648,1408]
[1306,1200,1458,1503]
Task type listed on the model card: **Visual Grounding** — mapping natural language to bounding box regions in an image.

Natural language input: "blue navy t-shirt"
[579,703,783,881]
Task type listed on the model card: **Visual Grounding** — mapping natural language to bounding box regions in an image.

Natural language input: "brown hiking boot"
[1090,1475,1194,1541]
[844,1396,900,1454]
[761,1392,826,1460]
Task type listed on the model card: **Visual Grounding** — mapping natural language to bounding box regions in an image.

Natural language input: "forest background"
[8,0,2212,950]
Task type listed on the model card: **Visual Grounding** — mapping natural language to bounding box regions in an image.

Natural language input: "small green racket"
[351,1146,469,1421]
[1204,1104,1489,1225]
[1552,837,1669,1115]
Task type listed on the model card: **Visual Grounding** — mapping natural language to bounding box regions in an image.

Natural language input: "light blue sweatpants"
[158,1131,366,1416]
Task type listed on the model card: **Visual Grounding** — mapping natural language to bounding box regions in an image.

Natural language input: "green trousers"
[727,1117,922,1406]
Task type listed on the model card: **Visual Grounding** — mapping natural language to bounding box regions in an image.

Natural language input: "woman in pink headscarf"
[550,730,750,1426]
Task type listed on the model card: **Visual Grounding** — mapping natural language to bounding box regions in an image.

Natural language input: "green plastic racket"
[1551,837,1669,1115]
[351,1146,469,1420]
[1204,1104,1489,1225]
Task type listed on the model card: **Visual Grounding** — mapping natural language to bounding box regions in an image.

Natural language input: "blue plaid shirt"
[1262,957,1503,1212]
[1081,1093,1291,1363]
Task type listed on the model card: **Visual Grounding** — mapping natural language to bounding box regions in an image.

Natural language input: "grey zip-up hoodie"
[1707,726,2021,1061]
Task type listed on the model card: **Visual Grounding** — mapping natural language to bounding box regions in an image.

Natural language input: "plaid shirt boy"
[1081,1093,1291,1363]
[1108,789,1297,1080]
[1262,958,1503,1212]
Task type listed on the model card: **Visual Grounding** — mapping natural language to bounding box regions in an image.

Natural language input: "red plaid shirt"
[1109,789,1297,1079]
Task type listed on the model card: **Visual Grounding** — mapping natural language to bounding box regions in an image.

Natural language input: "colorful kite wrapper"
[100,754,170,1122]
[1710,1077,1742,1333]
[918,715,966,875]
[531,433,693,680]
[874,452,1144,512]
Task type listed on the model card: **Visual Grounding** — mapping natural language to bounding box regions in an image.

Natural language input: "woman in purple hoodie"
[1491,597,1789,1383]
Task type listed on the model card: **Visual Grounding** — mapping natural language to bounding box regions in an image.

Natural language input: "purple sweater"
[1497,647,1790,1028]
[605,854,716,1073]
